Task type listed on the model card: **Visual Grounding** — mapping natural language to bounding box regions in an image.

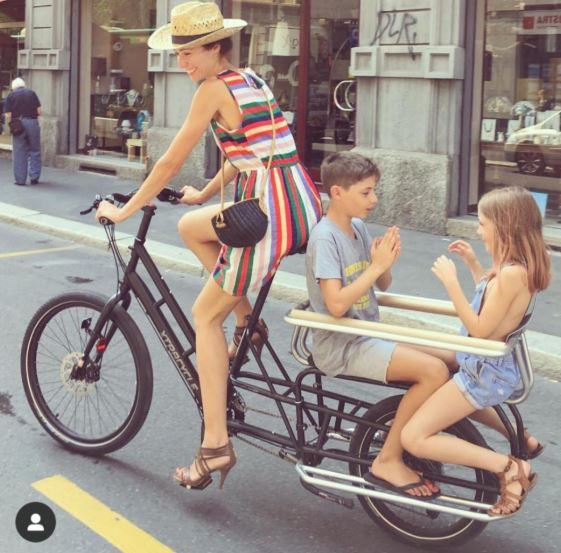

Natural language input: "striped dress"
[210,69,322,296]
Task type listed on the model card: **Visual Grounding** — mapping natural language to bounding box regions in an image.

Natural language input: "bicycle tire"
[348,395,497,548]
[21,292,153,455]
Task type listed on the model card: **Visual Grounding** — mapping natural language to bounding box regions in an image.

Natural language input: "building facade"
[3,0,560,233]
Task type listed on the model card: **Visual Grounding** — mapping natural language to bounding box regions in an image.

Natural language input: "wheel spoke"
[23,296,150,453]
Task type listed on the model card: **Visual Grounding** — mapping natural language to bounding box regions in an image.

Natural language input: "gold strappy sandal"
[174,441,237,491]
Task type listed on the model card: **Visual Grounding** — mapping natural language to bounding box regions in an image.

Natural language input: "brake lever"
[80,194,104,216]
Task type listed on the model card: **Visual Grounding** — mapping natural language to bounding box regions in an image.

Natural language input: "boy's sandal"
[364,472,439,501]
[488,455,538,516]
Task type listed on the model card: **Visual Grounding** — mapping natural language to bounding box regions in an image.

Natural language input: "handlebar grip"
[99,217,114,226]
[157,188,184,204]
[168,189,184,199]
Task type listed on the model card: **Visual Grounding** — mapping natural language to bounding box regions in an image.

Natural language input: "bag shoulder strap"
[217,84,277,220]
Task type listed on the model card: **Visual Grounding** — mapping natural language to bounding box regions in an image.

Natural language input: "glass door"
[229,0,302,138]
[0,0,25,147]
[228,0,358,183]
[305,1,359,179]
[81,0,156,156]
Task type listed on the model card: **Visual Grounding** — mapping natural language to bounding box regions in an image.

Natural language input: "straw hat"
[148,2,247,50]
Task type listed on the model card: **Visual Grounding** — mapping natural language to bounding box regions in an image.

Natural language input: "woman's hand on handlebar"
[96,200,125,225]
[179,185,204,205]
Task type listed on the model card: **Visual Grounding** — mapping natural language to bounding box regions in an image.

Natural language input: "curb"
[1,202,560,380]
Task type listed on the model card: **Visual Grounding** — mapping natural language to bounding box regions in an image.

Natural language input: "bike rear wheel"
[348,395,497,548]
[21,292,153,455]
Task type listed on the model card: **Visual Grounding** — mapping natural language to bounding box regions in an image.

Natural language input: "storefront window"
[89,0,156,155]
[480,0,561,227]
[307,1,358,168]
[228,0,358,175]
[0,0,25,145]
[229,0,302,134]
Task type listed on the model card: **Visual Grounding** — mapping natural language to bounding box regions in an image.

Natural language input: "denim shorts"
[453,352,521,409]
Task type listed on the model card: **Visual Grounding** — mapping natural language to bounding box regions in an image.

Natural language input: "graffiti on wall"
[370,10,418,60]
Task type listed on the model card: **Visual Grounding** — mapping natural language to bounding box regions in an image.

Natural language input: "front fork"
[71,291,132,383]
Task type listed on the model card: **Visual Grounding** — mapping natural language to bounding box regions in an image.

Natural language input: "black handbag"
[212,84,276,248]
[9,117,24,136]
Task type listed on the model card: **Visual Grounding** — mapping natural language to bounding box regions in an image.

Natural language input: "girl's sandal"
[174,441,237,491]
[488,455,538,516]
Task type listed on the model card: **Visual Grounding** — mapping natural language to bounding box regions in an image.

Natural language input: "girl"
[401,186,551,516]
[96,2,322,490]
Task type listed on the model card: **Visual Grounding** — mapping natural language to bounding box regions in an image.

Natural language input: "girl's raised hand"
[448,240,477,266]
[432,255,458,287]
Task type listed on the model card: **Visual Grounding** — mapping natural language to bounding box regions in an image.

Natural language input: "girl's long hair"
[479,186,551,293]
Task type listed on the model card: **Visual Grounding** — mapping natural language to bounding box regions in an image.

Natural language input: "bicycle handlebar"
[80,187,185,226]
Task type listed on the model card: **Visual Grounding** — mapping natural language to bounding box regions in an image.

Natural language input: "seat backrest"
[505,294,536,405]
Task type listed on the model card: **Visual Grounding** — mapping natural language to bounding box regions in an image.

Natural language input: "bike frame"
[81,203,529,521]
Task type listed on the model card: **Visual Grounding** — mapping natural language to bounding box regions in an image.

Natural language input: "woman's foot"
[228,316,268,362]
[370,458,437,497]
[489,456,537,516]
[174,441,237,490]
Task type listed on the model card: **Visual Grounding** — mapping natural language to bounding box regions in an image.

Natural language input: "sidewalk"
[1,158,560,378]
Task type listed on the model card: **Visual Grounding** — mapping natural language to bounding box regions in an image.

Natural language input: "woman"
[96,1,322,490]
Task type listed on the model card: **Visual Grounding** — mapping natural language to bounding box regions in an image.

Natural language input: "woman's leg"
[371,345,449,496]
[178,204,252,326]
[178,277,242,481]
[401,380,533,514]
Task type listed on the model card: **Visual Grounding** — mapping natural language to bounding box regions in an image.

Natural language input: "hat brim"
[148,19,247,50]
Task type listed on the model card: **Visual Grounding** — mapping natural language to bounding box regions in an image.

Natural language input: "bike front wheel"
[21,292,153,455]
[348,394,497,548]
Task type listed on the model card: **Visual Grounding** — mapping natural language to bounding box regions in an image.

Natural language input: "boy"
[305,152,448,498]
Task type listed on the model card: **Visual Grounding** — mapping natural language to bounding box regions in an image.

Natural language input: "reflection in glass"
[307,2,358,168]
[230,0,302,133]
[0,0,25,144]
[480,2,561,227]
[90,0,156,156]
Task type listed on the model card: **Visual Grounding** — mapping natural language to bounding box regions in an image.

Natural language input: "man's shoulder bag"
[9,117,25,136]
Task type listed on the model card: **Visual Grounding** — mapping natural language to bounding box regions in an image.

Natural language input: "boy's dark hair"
[203,37,233,57]
[320,152,380,196]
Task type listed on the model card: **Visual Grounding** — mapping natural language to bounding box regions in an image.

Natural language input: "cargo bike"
[21,189,538,547]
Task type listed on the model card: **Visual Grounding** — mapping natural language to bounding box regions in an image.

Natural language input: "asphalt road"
[1,223,561,553]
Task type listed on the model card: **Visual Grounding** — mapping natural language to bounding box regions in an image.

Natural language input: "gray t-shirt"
[305,217,381,375]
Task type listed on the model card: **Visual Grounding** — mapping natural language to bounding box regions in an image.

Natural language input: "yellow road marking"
[0,244,81,259]
[32,475,175,553]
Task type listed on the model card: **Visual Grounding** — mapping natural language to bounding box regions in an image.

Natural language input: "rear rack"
[286,292,535,404]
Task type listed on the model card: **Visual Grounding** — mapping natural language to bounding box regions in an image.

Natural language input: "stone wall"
[354,146,450,234]
[39,115,59,167]
[146,127,208,189]
[352,0,466,232]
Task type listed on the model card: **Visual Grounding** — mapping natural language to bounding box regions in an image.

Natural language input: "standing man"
[3,78,42,186]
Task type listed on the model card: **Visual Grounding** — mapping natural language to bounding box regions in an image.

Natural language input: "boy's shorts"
[334,336,396,382]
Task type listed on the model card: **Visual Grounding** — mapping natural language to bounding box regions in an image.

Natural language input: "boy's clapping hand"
[371,226,400,273]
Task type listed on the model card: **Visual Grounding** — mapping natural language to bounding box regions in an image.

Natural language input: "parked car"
[504,111,561,176]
